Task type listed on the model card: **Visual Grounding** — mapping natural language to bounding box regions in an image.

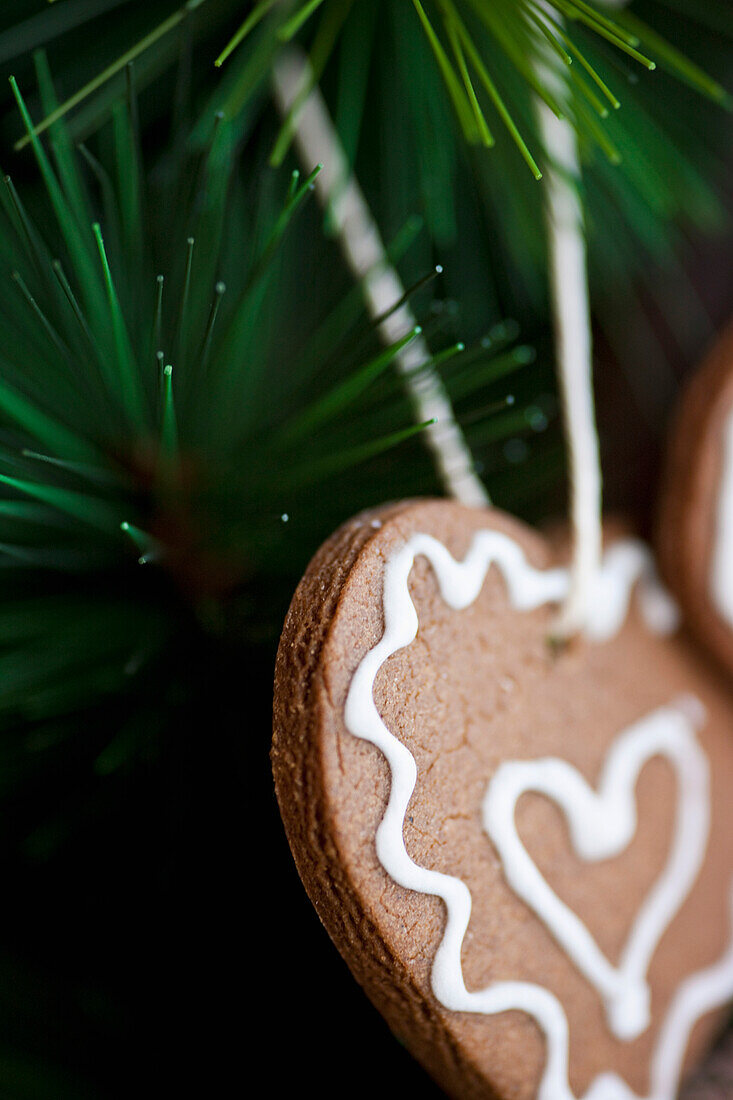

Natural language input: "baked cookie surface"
[272,499,733,1099]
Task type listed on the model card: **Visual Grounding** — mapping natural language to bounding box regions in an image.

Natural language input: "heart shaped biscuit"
[272,500,733,1099]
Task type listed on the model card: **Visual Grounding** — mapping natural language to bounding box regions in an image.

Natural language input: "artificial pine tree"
[0,2,728,1096]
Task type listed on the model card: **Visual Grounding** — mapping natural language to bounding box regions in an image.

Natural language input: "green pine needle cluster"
[9,1,729,178]
[218,0,729,179]
[0,47,549,796]
[0,2,728,367]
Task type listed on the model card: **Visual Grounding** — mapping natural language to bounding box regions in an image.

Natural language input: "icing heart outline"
[483,697,709,1042]
[343,527,733,1100]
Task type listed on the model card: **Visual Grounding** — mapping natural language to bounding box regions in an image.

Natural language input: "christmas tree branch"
[271,45,489,508]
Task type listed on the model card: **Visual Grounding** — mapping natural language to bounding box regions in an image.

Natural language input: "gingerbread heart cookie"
[657,321,733,679]
[272,499,733,1099]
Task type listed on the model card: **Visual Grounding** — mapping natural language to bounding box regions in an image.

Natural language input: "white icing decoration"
[710,407,733,628]
[583,541,679,642]
[343,528,733,1100]
[483,698,709,1042]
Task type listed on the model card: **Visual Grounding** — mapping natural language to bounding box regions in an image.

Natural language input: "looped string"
[533,11,603,638]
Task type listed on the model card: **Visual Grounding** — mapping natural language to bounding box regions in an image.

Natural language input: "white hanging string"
[273,35,603,630]
[533,12,603,638]
[271,47,489,509]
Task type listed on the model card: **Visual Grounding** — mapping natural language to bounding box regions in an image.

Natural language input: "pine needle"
[14,1,210,152]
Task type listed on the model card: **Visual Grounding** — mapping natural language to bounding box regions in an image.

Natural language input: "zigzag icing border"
[343,528,733,1100]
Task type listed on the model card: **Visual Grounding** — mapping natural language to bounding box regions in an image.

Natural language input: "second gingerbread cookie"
[657,321,733,679]
[272,499,733,1099]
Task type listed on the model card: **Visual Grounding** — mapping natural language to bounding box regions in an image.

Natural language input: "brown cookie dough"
[657,320,733,679]
[272,499,733,1099]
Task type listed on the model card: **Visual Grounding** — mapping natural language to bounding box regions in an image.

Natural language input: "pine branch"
[6,1,729,177]
[0,53,528,775]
